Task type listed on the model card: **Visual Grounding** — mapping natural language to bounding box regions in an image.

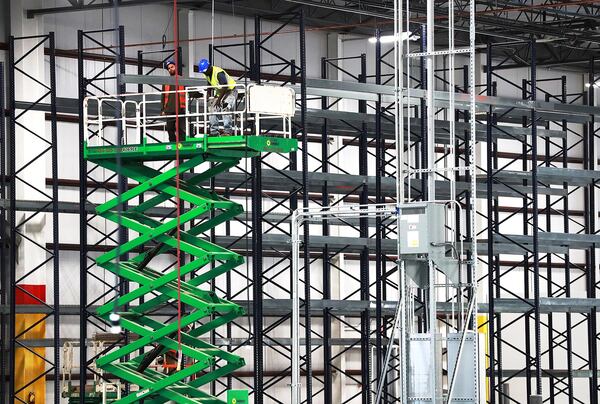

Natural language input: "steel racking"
[483,40,600,404]
[1,9,599,404]
[77,25,127,403]
[6,33,60,404]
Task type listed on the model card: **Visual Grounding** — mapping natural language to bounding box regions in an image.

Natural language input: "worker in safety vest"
[161,59,187,142]
[198,58,237,135]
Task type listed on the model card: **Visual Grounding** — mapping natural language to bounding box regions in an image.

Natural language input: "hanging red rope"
[172,0,183,370]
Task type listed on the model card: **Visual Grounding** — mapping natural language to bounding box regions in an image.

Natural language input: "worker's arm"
[188,88,202,98]
[203,73,214,97]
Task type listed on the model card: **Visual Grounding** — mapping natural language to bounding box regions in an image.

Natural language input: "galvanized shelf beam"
[4,297,599,316]
[489,167,600,187]
[24,97,569,142]
[19,75,600,123]
[297,78,600,119]
[48,230,596,255]
[303,109,566,143]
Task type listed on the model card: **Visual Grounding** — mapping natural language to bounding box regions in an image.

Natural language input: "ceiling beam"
[26,0,171,18]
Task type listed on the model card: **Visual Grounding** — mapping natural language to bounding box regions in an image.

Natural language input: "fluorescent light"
[368,32,419,44]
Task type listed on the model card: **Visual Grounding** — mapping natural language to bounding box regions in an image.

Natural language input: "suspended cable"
[110,0,124,335]
[211,0,215,51]
[162,6,174,49]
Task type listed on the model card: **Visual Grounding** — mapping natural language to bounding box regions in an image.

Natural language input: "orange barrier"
[15,284,46,404]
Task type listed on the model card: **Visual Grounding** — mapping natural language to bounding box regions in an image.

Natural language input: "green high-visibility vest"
[206,66,236,90]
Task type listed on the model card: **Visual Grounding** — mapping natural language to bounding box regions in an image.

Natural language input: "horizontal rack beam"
[3,197,594,221]
[3,297,598,316]
[18,98,570,143]
[17,75,599,124]
[49,229,598,254]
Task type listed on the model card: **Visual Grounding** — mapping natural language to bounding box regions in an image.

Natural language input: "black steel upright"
[7,40,15,404]
[251,146,263,404]
[485,42,496,404]
[320,55,332,404]
[586,56,599,404]
[0,61,6,404]
[49,32,61,404]
[77,29,87,404]
[374,28,384,403]
[252,16,264,404]
[0,62,4,404]
[298,9,313,404]
[530,39,542,397]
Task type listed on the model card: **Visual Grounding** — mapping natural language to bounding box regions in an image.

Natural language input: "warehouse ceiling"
[25,0,600,70]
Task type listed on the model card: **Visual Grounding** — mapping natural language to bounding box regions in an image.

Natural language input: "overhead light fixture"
[368,32,419,44]
[585,82,591,88]
[109,312,121,334]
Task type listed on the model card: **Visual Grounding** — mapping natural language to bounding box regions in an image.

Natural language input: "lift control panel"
[398,204,446,255]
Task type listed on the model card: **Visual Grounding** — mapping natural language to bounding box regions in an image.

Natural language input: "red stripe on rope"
[173,0,183,364]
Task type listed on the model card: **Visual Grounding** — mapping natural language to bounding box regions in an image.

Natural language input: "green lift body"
[85,135,298,403]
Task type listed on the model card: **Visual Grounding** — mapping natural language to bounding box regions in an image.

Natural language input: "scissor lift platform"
[85,135,298,162]
[84,134,298,404]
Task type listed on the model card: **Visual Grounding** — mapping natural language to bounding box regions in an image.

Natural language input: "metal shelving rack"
[251,12,309,404]
[5,33,60,404]
[76,26,128,403]
[484,40,600,404]
[1,8,599,404]
[317,51,381,404]
[0,61,6,404]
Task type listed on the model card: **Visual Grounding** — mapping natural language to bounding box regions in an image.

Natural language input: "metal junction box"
[399,204,446,255]
[398,204,459,286]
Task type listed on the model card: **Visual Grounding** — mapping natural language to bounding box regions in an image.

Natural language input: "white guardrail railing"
[83,83,296,146]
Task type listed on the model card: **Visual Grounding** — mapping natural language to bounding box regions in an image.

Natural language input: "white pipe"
[291,210,301,404]
[469,0,480,398]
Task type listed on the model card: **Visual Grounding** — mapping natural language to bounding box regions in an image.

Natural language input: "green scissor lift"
[84,135,298,403]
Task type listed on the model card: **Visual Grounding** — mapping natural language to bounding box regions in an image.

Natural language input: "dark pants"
[166,115,186,142]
